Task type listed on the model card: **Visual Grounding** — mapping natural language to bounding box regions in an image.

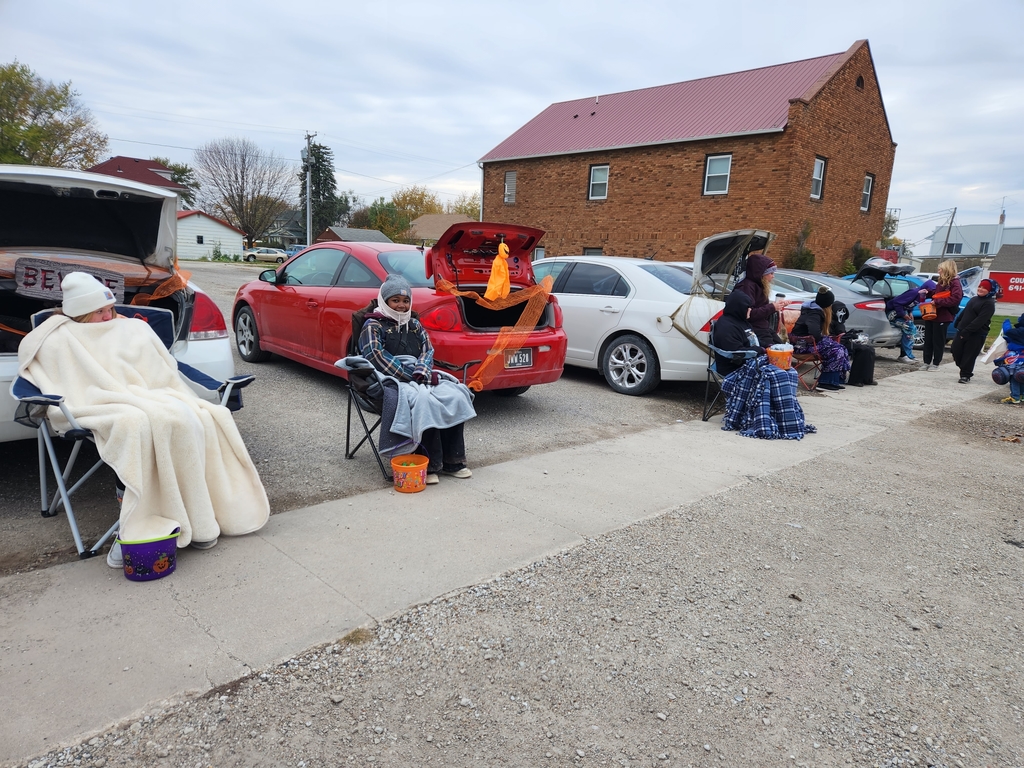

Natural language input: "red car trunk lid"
[426,221,544,289]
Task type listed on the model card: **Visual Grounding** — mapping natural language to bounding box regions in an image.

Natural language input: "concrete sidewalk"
[0,362,1001,764]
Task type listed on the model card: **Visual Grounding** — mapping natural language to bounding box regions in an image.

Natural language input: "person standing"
[732,252,787,348]
[922,260,963,371]
[951,279,997,383]
[885,281,934,362]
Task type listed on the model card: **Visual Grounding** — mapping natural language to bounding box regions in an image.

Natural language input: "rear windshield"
[377,250,431,287]
[638,263,693,294]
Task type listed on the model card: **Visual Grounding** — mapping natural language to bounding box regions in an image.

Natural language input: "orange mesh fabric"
[131,259,192,306]
[483,242,511,301]
[435,274,554,392]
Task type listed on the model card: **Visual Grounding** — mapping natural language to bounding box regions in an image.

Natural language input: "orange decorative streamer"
[130,258,192,306]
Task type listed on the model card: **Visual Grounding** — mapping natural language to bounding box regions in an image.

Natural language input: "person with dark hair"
[791,287,851,391]
[952,279,997,383]
[712,291,763,376]
[732,252,786,348]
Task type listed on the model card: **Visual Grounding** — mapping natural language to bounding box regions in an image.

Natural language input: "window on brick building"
[504,171,517,204]
[979,242,989,254]
[856,75,865,89]
[703,154,731,195]
[945,242,963,255]
[196,235,204,245]
[588,164,609,200]
[582,247,604,256]
[810,157,827,200]
[860,174,874,211]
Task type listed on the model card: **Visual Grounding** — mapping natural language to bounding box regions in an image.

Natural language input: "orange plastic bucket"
[391,454,429,493]
[766,348,792,369]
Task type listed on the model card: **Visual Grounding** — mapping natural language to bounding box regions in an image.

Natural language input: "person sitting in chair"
[791,287,851,391]
[17,272,269,568]
[713,291,764,376]
[358,274,476,484]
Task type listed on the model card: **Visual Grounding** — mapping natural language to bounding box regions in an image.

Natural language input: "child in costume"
[993,313,1024,404]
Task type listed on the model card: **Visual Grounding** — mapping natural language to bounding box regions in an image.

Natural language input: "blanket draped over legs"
[721,357,816,440]
[17,315,270,545]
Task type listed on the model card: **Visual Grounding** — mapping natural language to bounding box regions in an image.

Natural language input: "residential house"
[267,209,306,248]
[407,214,470,245]
[176,211,245,261]
[925,212,1023,258]
[479,40,895,270]
[88,156,187,197]
[315,226,392,244]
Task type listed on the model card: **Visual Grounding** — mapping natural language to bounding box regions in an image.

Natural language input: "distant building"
[989,244,1024,304]
[924,212,1023,257]
[89,156,187,196]
[315,226,393,244]
[407,214,469,244]
[268,209,306,248]
[176,211,245,261]
[479,40,895,270]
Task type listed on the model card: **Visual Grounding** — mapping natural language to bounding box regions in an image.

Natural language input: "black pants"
[418,424,467,473]
[951,330,987,379]
[922,321,950,365]
[845,344,876,385]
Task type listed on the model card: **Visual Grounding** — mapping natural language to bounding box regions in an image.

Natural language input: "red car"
[231,222,567,395]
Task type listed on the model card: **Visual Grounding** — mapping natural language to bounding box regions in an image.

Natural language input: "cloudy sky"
[1,0,1020,253]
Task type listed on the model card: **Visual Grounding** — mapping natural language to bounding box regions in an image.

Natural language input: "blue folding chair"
[11,305,255,560]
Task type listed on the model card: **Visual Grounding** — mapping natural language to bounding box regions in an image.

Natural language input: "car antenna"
[644,248,660,261]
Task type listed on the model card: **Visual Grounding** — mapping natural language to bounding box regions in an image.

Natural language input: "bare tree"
[193,137,295,247]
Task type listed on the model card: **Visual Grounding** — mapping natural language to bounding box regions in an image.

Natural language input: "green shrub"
[785,247,815,271]
[838,259,856,277]
[850,241,873,270]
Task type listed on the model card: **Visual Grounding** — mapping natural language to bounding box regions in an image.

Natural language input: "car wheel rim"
[609,344,647,389]
[236,314,255,355]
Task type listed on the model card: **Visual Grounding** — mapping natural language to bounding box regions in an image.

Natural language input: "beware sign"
[14,259,125,303]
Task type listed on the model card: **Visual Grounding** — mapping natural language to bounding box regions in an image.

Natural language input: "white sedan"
[532,229,808,395]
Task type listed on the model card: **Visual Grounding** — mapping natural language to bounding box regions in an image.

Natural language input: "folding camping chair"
[702,320,759,421]
[11,305,255,560]
[789,335,824,391]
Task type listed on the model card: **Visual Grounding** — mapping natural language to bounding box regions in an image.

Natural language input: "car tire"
[276,257,285,263]
[494,386,531,397]
[235,306,271,363]
[600,334,660,396]
[245,254,256,262]
[912,324,925,350]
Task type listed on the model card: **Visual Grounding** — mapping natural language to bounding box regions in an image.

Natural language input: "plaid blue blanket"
[721,357,816,440]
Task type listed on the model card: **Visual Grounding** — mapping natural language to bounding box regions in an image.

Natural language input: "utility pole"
[939,207,957,258]
[301,132,317,246]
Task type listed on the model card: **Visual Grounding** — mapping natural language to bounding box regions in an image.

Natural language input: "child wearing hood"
[951,278,997,383]
[992,313,1024,404]
[732,252,787,348]
[791,287,851,391]
[885,280,934,361]
[712,291,764,376]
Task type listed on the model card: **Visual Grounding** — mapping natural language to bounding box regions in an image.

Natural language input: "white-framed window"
[979,241,990,254]
[588,164,609,200]
[810,157,826,200]
[503,171,517,204]
[582,247,603,256]
[704,154,731,195]
[945,242,963,255]
[532,246,545,261]
[860,173,874,211]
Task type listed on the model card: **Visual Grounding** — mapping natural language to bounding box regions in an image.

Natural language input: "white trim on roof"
[478,127,785,164]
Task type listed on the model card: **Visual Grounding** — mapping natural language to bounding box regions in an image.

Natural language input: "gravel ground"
[16,391,1024,768]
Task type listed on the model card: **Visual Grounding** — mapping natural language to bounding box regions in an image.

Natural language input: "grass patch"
[339,626,375,645]
[986,315,1014,347]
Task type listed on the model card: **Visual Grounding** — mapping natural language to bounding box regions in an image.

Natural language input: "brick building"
[479,40,895,271]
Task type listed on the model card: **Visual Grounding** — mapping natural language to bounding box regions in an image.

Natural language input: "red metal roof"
[480,43,863,162]
[88,156,187,191]
[177,210,246,236]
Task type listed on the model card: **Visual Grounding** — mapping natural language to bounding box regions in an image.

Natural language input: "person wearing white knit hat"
[60,272,117,323]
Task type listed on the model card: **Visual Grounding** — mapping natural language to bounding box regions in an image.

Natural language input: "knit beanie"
[815,287,835,309]
[380,274,412,302]
[979,279,995,293]
[61,272,116,318]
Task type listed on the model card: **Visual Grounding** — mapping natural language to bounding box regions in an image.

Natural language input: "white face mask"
[377,288,411,329]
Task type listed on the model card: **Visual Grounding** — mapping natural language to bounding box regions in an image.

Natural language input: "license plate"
[504,348,533,369]
[15,258,125,303]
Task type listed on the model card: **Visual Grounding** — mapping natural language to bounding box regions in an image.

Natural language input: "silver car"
[772,269,900,347]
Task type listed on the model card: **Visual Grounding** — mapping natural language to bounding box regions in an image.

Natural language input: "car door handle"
[306,300,319,308]
[600,306,621,314]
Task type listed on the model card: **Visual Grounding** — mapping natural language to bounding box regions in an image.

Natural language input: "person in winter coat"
[791,287,851,391]
[951,279,997,383]
[832,301,877,386]
[358,274,475,482]
[712,291,764,376]
[731,252,787,348]
[885,280,935,361]
[993,314,1024,404]
[922,260,963,370]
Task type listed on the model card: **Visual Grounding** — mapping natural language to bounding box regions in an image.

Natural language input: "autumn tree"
[0,61,108,167]
[367,196,411,242]
[151,156,200,208]
[444,190,480,220]
[193,137,295,247]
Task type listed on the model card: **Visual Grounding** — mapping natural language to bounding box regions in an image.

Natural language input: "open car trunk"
[690,229,775,299]
[427,221,553,332]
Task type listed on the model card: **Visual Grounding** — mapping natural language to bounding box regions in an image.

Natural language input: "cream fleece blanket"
[17,315,269,546]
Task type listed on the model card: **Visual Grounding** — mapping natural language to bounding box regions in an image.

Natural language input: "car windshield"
[637,263,693,294]
[377,250,431,287]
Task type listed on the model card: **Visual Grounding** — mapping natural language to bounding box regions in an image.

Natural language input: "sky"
[1,0,1021,254]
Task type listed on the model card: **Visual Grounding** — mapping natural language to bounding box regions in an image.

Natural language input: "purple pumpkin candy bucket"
[118,528,180,582]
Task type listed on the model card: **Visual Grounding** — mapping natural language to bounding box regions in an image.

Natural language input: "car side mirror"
[258,269,279,283]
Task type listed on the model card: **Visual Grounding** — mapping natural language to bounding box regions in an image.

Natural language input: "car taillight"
[699,309,724,333]
[550,296,563,329]
[189,292,228,340]
[419,305,464,332]
[854,300,886,311]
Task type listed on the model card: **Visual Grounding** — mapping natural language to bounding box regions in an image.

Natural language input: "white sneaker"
[425,473,439,485]
[442,467,473,479]
[106,541,123,569]
[191,537,219,550]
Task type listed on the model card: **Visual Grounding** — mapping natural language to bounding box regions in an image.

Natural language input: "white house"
[176,211,246,261]
[926,212,1024,257]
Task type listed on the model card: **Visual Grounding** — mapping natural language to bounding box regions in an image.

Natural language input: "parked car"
[0,165,234,442]
[244,247,288,263]
[771,267,900,348]
[531,230,800,395]
[284,244,306,258]
[231,222,567,395]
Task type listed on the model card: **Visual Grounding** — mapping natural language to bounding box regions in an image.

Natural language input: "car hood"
[0,165,178,269]
[426,221,544,288]
[852,258,914,287]
[691,229,774,299]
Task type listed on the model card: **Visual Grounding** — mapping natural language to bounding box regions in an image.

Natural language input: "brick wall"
[482,44,895,272]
